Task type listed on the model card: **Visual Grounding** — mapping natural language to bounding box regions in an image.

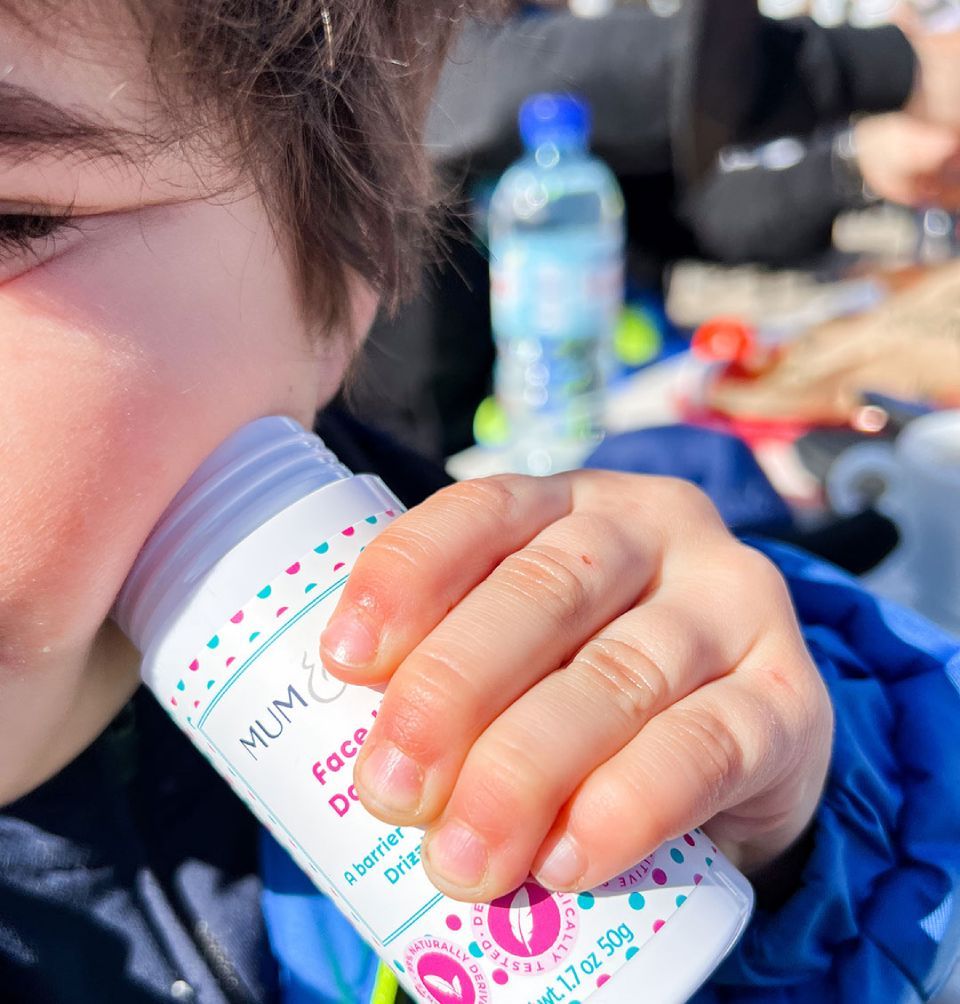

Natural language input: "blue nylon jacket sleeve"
[694,540,960,1004]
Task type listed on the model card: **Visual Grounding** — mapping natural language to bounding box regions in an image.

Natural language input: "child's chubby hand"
[320,472,833,902]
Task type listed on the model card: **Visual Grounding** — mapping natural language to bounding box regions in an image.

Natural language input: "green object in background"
[613,305,662,368]
[473,395,511,447]
[370,962,399,1004]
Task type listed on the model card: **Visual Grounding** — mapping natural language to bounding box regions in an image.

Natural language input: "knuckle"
[563,510,629,556]
[728,545,791,606]
[670,705,746,808]
[440,475,528,525]
[656,477,723,525]
[462,738,561,834]
[575,637,669,724]
[499,545,593,629]
[384,654,475,760]
[370,522,443,575]
[760,658,833,751]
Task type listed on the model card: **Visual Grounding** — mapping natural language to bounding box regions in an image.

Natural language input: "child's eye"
[0,212,77,264]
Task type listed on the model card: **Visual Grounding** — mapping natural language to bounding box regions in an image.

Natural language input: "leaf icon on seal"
[424,974,463,1001]
[509,885,535,954]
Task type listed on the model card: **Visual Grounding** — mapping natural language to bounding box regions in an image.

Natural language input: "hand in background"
[855,111,960,208]
[320,473,833,902]
[902,9,960,131]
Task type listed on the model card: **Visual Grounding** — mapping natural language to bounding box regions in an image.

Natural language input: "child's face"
[0,7,373,799]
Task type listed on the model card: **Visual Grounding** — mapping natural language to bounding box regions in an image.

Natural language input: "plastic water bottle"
[489,94,625,476]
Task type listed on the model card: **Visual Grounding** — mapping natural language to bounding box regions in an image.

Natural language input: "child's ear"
[346,276,381,350]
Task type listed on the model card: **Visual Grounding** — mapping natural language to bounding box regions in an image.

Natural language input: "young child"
[0,2,957,1002]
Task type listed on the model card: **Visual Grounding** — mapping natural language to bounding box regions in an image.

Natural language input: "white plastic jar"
[115,416,754,1004]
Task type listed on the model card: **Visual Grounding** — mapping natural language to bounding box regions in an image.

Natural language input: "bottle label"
[160,508,741,1002]
[490,231,624,344]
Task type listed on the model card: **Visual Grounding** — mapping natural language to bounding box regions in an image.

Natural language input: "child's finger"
[414,585,752,900]
[529,665,818,892]
[349,509,659,827]
[320,474,573,685]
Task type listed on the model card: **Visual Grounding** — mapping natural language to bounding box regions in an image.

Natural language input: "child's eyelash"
[0,213,77,257]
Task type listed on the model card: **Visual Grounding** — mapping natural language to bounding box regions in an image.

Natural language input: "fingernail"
[321,615,378,669]
[534,835,586,890]
[424,822,488,890]
[356,742,424,815]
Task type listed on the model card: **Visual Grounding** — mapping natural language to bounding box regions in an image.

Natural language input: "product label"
[161,509,740,1001]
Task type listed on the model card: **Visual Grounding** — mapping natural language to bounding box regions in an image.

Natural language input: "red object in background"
[692,317,756,365]
[691,316,785,379]
[680,318,828,448]
[690,317,759,365]
[687,316,814,441]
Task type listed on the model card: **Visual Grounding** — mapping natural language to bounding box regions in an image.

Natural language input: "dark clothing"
[426,10,915,178]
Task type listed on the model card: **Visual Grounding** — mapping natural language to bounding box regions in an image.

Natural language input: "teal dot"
[670,848,685,864]
[176,680,186,692]
[249,632,261,643]
[625,947,639,961]
[304,583,318,594]
[629,892,645,911]
[206,680,216,690]
[676,894,687,908]
[394,960,405,973]
[207,635,220,650]
[706,857,714,868]
[315,543,330,555]
[468,942,483,959]
[577,892,595,910]
[366,515,379,524]
[257,585,272,599]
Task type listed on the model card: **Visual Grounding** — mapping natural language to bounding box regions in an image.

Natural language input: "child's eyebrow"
[0,82,150,166]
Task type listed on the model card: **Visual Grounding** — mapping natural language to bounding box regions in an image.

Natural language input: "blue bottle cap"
[519,93,591,150]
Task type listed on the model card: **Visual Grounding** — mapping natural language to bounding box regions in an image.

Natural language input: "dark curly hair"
[15,1,500,332]
[171,2,508,331]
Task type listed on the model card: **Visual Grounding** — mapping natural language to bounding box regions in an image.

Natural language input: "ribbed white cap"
[115,417,351,653]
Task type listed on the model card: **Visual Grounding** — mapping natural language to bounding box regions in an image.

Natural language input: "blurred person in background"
[345,0,960,459]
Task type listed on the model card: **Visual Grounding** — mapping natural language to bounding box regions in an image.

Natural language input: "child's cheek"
[0,316,180,661]
[0,196,345,664]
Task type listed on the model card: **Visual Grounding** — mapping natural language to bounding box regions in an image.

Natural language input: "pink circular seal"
[471,881,580,974]
[404,937,490,1004]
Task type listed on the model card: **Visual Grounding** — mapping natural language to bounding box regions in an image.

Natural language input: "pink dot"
[170,697,178,707]
[446,915,462,932]
[286,562,301,575]
[597,975,611,989]
[652,869,668,886]
[226,657,236,668]
[333,562,346,572]
[385,510,395,517]
[189,659,200,673]
[231,611,244,624]
[684,833,696,847]
[342,526,355,537]
[493,970,508,986]
[693,873,703,885]
[194,700,200,709]
[276,607,289,618]
[653,920,665,934]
